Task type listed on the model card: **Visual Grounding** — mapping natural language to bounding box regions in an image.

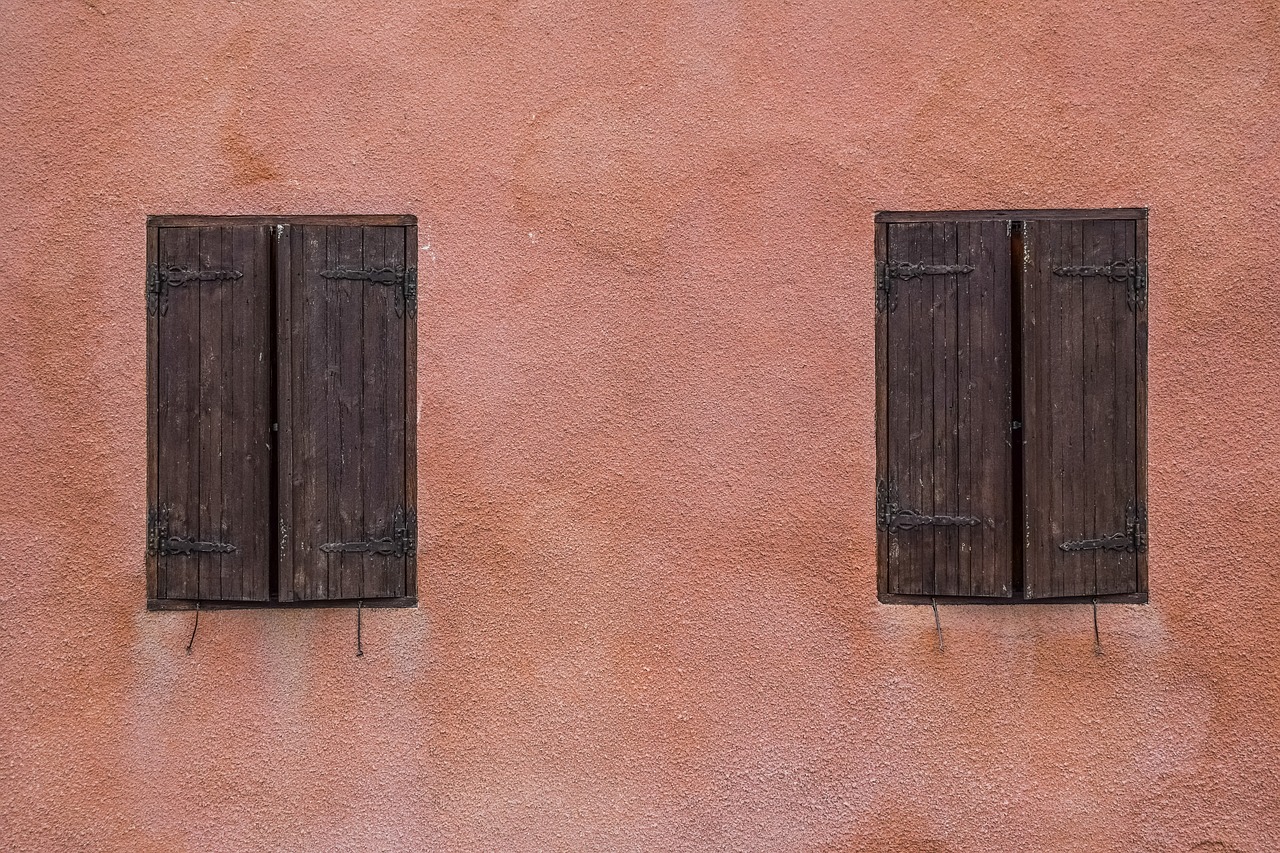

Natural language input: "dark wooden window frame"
[874,208,1148,605]
[146,214,419,610]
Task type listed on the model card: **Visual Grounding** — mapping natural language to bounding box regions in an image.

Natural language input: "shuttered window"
[146,216,418,607]
[875,210,1148,603]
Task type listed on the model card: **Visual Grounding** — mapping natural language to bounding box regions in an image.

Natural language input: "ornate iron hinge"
[320,506,417,557]
[320,266,418,317]
[876,261,976,314]
[146,264,244,316]
[876,479,982,532]
[1059,501,1148,553]
[1051,258,1147,312]
[147,507,237,556]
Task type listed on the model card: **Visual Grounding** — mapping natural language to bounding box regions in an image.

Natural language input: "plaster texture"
[1,1,1278,851]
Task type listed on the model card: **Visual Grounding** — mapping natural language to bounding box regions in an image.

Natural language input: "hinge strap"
[147,507,236,556]
[320,266,418,317]
[146,264,243,316]
[1051,258,1147,312]
[1059,501,1148,553]
[877,479,981,532]
[876,262,976,314]
[319,506,416,557]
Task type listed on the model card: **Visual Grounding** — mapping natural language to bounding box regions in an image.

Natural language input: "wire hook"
[931,598,944,652]
[1092,598,1103,656]
[185,601,200,655]
[356,599,364,658]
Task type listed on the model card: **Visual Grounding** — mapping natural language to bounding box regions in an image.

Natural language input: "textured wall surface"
[1,1,1278,851]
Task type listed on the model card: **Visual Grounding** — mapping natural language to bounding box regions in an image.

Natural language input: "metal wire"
[185,601,200,655]
[931,598,944,652]
[356,599,364,658]
[1092,598,1103,656]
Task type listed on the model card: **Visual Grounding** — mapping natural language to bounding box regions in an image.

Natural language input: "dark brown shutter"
[148,225,273,601]
[1021,217,1147,598]
[278,224,415,602]
[877,220,1014,597]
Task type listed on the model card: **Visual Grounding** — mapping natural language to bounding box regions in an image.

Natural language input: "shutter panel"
[279,224,414,602]
[148,225,272,601]
[877,220,1014,597]
[1022,217,1146,598]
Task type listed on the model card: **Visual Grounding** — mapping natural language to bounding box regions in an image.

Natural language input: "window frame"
[145,214,419,611]
[874,208,1148,605]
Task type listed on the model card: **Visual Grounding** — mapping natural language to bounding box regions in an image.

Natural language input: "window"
[874,210,1147,602]
[145,216,418,608]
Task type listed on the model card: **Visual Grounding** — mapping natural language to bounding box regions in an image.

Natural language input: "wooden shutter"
[147,225,273,602]
[1021,216,1147,598]
[278,224,417,602]
[876,219,1014,597]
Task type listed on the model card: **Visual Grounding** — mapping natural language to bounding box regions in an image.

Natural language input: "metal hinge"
[320,265,418,317]
[877,479,982,532]
[875,261,976,314]
[1051,258,1147,312]
[147,507,236,556]
[1059,501,1148,553]
[319,506,416,557]
[146,264,244,316]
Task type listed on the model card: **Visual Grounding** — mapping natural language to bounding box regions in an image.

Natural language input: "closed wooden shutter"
[278,224,417,601]
[1022,217,1147,598]
[147,225,273,601]
[877,219,1014,597]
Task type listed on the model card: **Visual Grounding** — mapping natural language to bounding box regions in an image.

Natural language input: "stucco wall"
[2,1,1278,851]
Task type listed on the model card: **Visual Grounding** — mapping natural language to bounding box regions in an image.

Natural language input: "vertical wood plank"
[383,227,409,598]
[295,225,331,599]
[361,228,390,598]
[934,221,959,595]
[874,221,889,597]
[954,221,973,595]
[1023,220,1051,598]
[197,227,226,601]
[1134,215,1149,595]
[277,225,296,601]
[157,227,201,600]
[975,219,1013,597]
[335,226,364,599]
[1096,218,1139,594]
[403,224,418,601]
[145,225,159,596]
[145,225,159,601]
[1082,219,1112,593]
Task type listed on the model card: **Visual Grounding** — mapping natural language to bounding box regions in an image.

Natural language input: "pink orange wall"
[2,1,1278,851]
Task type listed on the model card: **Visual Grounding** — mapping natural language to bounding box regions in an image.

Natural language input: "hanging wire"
[931,597,944,652]
[356,599,365,658]
[185,601,200,655]
[1092,597,1103,656]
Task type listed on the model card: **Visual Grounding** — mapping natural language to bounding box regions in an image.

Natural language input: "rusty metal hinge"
[146,264,244,316]
[1051,258,1147,312]
[320,506,416,557]
[1060,501,1148,553]
[147,507,236,556]
[876,261,976,314]
[877,479,981,532]
[320,265,418,317]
